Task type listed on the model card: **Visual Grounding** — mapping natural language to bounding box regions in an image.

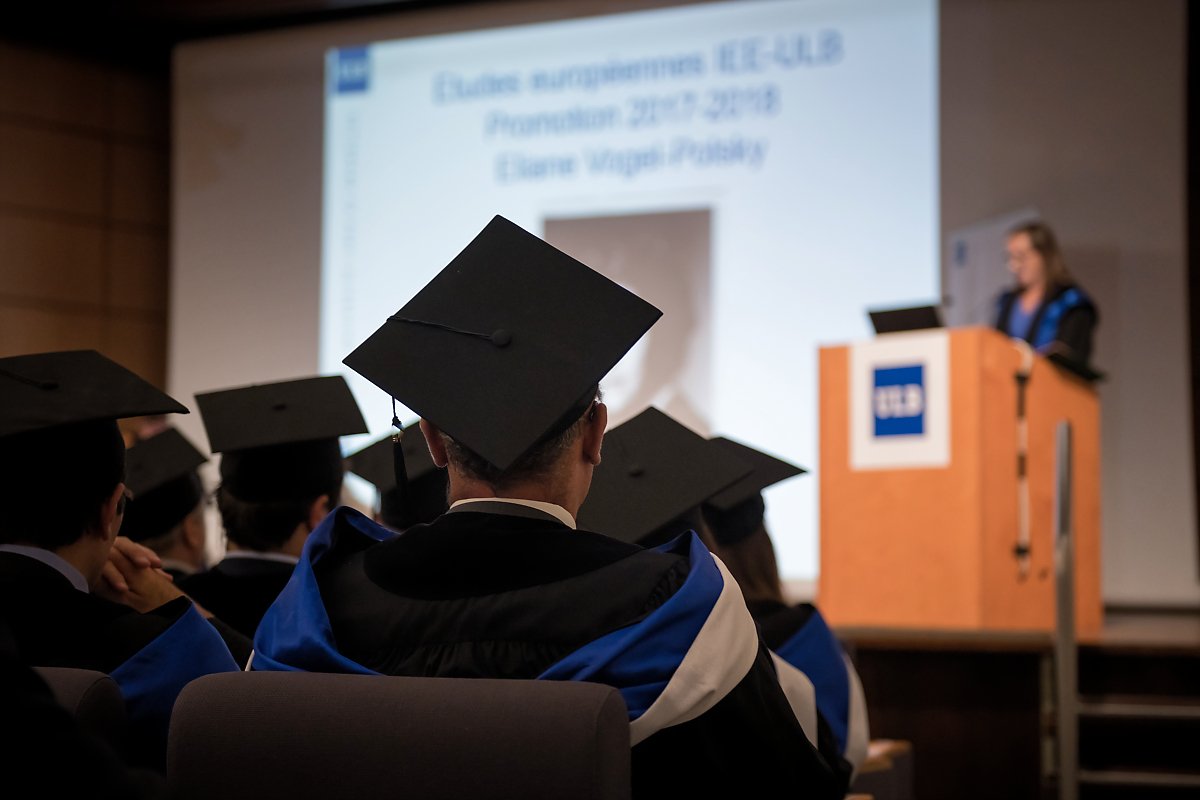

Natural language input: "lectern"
[818,327,1101,635]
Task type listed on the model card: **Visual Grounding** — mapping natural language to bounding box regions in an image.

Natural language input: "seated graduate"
[252,216,845,798]
[700,436,870,774]
[345,425,448,533]
[0,350,241,769]
[995,220,1098,366]
[576,407,850,791]
[122,428,210,581]
[181,376,367,638]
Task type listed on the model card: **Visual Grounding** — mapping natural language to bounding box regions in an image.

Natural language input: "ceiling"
[1,0,476,71]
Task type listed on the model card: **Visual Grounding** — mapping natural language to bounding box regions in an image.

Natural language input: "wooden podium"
[818,327,1101,635]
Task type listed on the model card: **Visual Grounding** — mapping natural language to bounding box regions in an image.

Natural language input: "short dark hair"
[0,420,126,550]
[441,388,599,490]
[216,476,341,552]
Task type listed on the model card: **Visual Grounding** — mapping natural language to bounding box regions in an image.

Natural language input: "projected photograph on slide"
[545,209,712,434]
[316,0,937,583]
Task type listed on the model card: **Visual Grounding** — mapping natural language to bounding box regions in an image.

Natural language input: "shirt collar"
[221,551,301,565]
[0,544,90,593]
[449,497,577,529]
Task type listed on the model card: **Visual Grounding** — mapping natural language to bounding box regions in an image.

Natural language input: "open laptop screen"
[868,305,944,334]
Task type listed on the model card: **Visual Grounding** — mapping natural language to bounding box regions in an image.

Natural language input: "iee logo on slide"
[873,364,925,437]
[334,48,370,94]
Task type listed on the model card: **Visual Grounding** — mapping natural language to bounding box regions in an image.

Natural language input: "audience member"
[182,375,367,638]
[122,428,210,580]
[0,350,241,769]
[701,435,869,772]
[251,217,846,798]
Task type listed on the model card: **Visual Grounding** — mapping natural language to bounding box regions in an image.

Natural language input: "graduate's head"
[0,419,127,550]
[700,494,785,606]
[0,350,187,563]
[195,375,367,553]
[1007,220,1070,292]
[215,439,345,552]
[698,436,807,605]
[344,216,660,520]
[421,389,605,513]
[121,428,209,568]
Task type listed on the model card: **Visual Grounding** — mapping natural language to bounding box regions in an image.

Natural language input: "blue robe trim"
[538,533,720,720]
[774,608,851,754]
[252,507,392,675]
[1031,287,1087,352]
[110,604,239,745]
[253,507,723,724]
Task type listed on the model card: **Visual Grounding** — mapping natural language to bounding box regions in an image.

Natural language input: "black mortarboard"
[343,215,662,473]
[704,437,807,511]
[576,407,752,546]
[346,426,447,530]
[195,376,367,502]
[0,350,186,439]
[121,428,208,542]
[702,437,808,546]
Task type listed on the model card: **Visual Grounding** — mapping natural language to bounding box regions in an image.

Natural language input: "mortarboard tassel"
[390,397,411,526]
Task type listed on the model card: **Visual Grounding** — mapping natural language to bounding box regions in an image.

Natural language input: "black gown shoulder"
[180,557,296,638]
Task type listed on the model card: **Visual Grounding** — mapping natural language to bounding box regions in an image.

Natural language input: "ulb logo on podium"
[873,364,925,437]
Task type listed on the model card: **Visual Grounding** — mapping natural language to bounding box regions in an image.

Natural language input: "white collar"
[0,544,90,593]
[449,497,577,529]
[221,551,301,565]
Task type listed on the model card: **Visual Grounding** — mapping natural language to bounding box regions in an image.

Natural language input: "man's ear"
[307,495,332,530]
[420,419,450,468]
[582,402,607,466]
[182,507,207,552]
[95,483,127,542]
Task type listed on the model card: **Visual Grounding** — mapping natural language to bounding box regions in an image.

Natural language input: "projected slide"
[320,0,937,581]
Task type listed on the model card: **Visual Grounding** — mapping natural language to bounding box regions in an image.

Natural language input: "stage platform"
[837,609,1200,800]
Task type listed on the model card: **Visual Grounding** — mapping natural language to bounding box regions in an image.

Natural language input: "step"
[1078,769,1200,789]
[1078,695,1200,721]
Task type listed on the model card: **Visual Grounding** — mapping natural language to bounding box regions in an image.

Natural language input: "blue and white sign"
[873,364,924,437]
[332,47,370,95]
[850,330,949,470]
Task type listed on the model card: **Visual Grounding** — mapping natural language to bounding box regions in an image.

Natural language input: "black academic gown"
[181,556,296,638]
[747,599,820,650]
[315,505,847,799]
[0,553,240,769]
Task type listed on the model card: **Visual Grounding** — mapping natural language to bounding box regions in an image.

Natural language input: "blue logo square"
[333,47,370,95]
[873,364,925,437]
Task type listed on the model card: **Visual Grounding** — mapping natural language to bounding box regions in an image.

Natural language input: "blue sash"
[774,608,851,754]
[110,604,239,746]
[1031,287,1088,352]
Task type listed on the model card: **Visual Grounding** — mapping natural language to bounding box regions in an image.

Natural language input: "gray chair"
[168,672,631,800]
[34,666,127,753]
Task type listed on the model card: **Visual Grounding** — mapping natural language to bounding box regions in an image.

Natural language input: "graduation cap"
[576,407,752,546]
[195,376,367,503]
[346,426,447,530]
[121,428,208,542]
[0,350,186,440]
[702,437,808,546]
[343,215,662,476]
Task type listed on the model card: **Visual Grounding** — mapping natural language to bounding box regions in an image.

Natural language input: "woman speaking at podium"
[994,220,1098,364]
